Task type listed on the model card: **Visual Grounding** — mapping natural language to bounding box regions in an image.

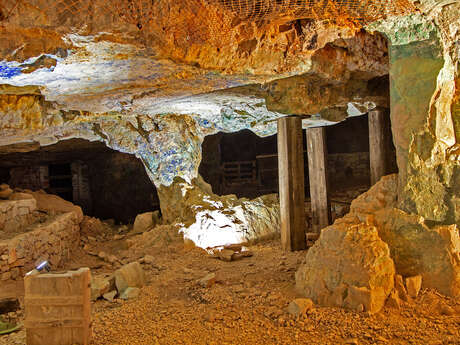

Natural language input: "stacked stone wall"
[0,198,37,233]
[0,211,81,301]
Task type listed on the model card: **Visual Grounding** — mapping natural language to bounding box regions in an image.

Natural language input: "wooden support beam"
[306,127,331,234]
[277,116,306,251]
[368,108,387,185]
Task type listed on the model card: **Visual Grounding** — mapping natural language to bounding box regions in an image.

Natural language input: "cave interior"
[0,0,459,344]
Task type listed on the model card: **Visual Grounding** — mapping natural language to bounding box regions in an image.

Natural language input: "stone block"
[114,262,145,294]
[198,273,216,288]
[0,188,13,199]
[405,275,422,298]
[287,298,314,317]
[9,193,34,201]
[296,222,394,314]
[386,290,401,309]
[103,290,117,302]
[133,212,156,234]
[120,287,140,300]
[91,275,115,301]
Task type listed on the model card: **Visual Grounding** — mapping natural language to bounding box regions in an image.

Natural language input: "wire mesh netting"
[1,0,416,25]
[0,0,19,21]
[210,0,415,22]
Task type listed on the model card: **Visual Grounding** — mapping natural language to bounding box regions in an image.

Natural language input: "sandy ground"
[2,228,459,345]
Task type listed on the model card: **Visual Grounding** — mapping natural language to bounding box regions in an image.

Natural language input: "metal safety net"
[210,0,415,22]
[1,0,415,26]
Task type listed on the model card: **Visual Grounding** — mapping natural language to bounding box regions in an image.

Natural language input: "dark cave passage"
[0,139,159,224]
[200,113,397,200]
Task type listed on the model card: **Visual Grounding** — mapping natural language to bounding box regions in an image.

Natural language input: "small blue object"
[0,64,22,78]
[36,261,50,272]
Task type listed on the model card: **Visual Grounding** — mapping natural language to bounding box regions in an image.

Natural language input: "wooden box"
[24,267,91,345]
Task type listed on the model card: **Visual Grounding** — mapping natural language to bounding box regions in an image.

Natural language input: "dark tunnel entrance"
[0,139,160,224]
[199,113,397,203]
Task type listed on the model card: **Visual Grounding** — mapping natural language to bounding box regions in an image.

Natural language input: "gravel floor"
[1,235,460,345]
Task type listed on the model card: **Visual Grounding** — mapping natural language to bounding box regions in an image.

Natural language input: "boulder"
[217,249,234,262]
[91,275,115,301]
[114,262,146,294]
[120,287,140,300]
[0,188,13,199]
[287,298,314,317]
[405,275,422,298]
[80,216,107,237]
[140,255,155,265]
[373,208,460,296]
[394,275,410,302]
[30,190,83,222]
[437,302,455,316]
[296,222,395,314]
[198,273,216,288]
[209,245,254,262]
[102,290,117,302]
[386,290,401,309]
[132,211,160,234]
[346,175,460,297]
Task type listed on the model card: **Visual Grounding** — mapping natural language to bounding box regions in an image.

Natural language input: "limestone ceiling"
[0,0,433,186]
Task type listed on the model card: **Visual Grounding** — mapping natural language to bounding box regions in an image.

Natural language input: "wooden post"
[368,108,387,185]
[306,127,331,234]
[277,116,306,251]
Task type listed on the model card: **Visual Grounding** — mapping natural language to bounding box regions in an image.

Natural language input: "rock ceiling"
[0,0,457,186]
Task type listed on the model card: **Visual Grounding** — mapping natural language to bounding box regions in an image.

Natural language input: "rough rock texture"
[120,287,140,300]
[405,275,422,298]
[0,211,81,302]
[297,174,460,311]
[158,176,280,249]
[0,1,459,314]
[91,274,116,301]
[287,298,314,317]
[369,3,460,227]
[29,190,83,222]
[0,196,37,233]
[296,222,395,314]
[114,262,146,294]
[0,211,81,275]
[347,175,460,296]
[80,216,107,238]
[0,2,394,191]
[374,209,460,296]
[301,175,460,298]
[132,211,161,234]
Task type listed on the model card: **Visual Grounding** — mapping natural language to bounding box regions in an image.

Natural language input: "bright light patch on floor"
[180,210,247,249]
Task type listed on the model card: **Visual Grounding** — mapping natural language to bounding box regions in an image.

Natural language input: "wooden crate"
[24,268,91,345]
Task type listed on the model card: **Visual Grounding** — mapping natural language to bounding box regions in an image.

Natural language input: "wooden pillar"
[306,127,331,234]
[368,108,387,185]
[277,116,306,251]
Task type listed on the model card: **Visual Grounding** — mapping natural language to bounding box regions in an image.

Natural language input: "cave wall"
[374,8,460,226]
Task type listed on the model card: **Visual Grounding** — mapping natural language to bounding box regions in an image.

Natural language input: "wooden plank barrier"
[24,268,91,345]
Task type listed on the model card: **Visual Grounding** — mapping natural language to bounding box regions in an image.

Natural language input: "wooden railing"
[221,161,257,186]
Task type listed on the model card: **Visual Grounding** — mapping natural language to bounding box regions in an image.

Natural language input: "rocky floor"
[1,228,459,345]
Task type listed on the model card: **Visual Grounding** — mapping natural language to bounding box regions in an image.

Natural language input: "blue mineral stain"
[0,63,22,78]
